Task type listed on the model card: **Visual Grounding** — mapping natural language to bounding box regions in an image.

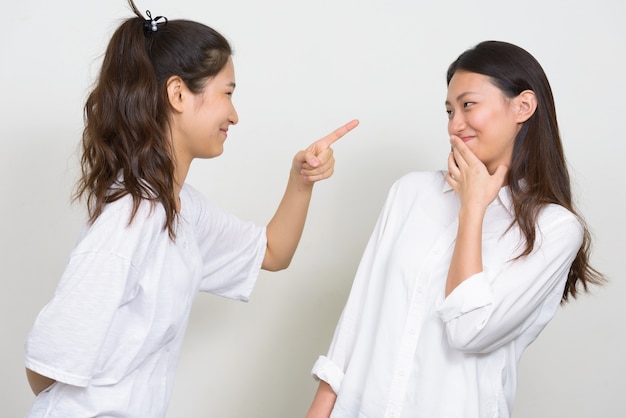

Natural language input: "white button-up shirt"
[312,171,583,418]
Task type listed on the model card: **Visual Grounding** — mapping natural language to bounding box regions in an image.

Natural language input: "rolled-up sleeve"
[312,355,345,394]
[310,178,404,393]
[436,207,583,353]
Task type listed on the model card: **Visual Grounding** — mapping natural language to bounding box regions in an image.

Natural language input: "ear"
[166,76,186,113]
[514,90,537,123]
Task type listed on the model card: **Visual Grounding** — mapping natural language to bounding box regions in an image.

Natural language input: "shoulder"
[97,194,165,231]
[180,182,204,204]
[75,195,168,258]
[534,204,584,250]
[539,203,583,232]
[374,170,451,221]
[180,183,226,223]
[388,170,448,199]
[393,170,446,188]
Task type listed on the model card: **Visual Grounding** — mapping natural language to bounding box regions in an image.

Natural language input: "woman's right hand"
[447,134,508,214]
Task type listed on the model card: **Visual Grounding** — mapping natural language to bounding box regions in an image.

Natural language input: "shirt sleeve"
[188,187,266,301]
[435,206,584,354]
[311,179,401,393]
[25,251,136,387]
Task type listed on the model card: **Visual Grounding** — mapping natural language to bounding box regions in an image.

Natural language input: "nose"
[229,104,239,126]
[448,110,466,135]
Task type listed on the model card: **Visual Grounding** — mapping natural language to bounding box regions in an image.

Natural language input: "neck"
[173,159,191,212]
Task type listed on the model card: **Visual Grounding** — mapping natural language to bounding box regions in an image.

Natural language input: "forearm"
[262,119,358,271]
[445,207,484,296]
[263,170,313,271]
[306,381,336,418]
[26,368,56,395]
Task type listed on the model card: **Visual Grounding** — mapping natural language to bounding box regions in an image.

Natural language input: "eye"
[463,102,475,108]
[445,108,453,118]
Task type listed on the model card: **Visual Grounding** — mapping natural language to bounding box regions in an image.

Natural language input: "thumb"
[494,164,509,185]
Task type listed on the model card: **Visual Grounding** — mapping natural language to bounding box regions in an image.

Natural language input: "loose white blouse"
[312,171,583,418]
[25,183,266,417]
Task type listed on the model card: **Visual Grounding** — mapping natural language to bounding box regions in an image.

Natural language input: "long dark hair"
[74,0,232,238]
[446,40,604,302]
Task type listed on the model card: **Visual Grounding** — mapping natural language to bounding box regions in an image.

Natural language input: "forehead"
[215,57,235,82]
[204,57,236,88]
[447,71,501,98]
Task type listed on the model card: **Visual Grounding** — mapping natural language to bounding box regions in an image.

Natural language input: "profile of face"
[445,70,532,174]
[169,57,239,164]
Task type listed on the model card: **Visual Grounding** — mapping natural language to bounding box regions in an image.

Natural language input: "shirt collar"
[441,174,515,216]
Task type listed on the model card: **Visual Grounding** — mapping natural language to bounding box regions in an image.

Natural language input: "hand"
[293,119,360,184]
[447,135,508,212]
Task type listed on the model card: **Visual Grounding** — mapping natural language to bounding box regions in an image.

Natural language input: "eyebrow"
[228,81,236,89]
[445,91,477,106]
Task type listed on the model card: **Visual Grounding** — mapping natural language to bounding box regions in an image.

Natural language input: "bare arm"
[445,135,507,296]
[26,368,55,396]
[306,380,337,418]
[262,119,359,271]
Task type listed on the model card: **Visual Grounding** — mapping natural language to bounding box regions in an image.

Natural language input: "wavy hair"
[74,0,232,238]
[446,40,604,302]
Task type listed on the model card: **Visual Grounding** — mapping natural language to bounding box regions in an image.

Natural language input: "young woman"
[24,1,358,416]
[306,40,603,418]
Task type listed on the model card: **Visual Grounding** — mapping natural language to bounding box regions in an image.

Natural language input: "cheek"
[468,111,492,131]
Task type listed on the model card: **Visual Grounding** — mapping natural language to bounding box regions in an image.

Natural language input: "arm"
[306,381,337,418]
[445,135,507,296]
[440,138,582,353]
[437,210,583,352]
[262,119,359,271]
[26,368,55,395]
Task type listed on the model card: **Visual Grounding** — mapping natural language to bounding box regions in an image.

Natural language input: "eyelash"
[446,102,475,117]
[446,102,476,115]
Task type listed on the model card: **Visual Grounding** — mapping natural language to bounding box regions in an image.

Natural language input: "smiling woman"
[445,71,535,175]
[169,58,240,178]
[22,0,358,417]
[306,40,605,418]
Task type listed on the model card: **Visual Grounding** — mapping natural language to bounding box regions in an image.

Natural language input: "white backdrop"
[2,0,624,417]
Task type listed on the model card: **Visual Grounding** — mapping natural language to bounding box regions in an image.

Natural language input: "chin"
[198,149,224,160]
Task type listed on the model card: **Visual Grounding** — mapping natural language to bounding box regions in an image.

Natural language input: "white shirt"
[25,183,266,418]
[312,171,583,418]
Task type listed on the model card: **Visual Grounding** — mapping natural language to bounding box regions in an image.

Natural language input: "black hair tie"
[143,10,168,37]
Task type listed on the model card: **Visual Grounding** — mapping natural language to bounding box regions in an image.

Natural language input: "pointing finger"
[314,119,360,151]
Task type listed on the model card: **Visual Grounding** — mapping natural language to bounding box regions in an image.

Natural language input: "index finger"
[316,119,360,149]
[450,135,479,166]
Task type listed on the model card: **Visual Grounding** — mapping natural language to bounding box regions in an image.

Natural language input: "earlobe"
[166,76,185,113]
[515,90,537,123]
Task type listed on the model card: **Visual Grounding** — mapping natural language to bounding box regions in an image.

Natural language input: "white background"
[1,0,624,417]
